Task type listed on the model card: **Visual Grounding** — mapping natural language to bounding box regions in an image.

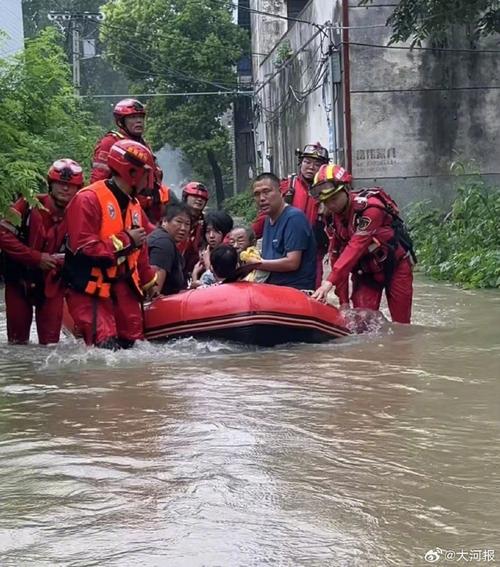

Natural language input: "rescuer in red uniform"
[137,162,178,225]
[63,140,158,349]
[0,159,83,344]
[311,164,415,323]
[91,99,175,228]
[251,142,330,285]
[90,98,150,184]
[178,181,209,275]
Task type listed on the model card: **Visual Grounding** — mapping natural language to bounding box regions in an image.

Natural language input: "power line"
[258,44,329,121]
[253,26,327,96]
[81,90,253,98]
[111,57,249,90]
[351,85,500,94]
[218,0,316,26]
[47,11,104,96]
[346,41,500,54]
[356,1,500,29]
[100,20,241,92]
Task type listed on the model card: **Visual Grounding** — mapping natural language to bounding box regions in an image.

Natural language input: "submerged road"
[0,277,499,566]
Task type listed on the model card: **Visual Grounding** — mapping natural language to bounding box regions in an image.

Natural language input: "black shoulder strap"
[283,174,296,205]
[17,203,32,243]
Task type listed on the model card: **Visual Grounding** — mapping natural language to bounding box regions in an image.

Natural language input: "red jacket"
[137,183,177,226]
[178,216,205,275]
[252,174,319,238]
[90,129,151,184]
[65,186,156,288]
[326,191,408,294]
[0,194,66,284]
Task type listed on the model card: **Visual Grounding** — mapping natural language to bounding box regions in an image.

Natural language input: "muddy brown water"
[0,277,499,566]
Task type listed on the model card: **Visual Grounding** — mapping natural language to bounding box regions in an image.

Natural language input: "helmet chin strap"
[117,118,141,140]
[339,189,350,215]
[48,189,67,210]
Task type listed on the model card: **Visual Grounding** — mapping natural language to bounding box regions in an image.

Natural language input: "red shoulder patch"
[356,216,372,231]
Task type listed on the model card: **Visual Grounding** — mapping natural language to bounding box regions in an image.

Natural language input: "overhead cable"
[346,41,500,54]
[81,90,253,98]
[100,20,240,92]
[253,26,327,96]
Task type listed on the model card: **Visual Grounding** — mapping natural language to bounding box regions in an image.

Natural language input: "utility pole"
[47,11,104,96]
[327,23,343,166]
[71,18,81,96]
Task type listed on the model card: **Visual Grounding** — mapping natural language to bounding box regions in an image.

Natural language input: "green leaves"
[223,190,257,223]
[101,0,249,201]
[359,0,500,45]
[0,28,100,215]
[407,177,500,288]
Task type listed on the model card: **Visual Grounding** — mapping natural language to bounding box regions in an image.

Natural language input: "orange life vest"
[158,184,170,205]
[84,181,143,298]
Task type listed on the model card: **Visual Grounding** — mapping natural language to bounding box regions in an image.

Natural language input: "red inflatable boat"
[144,282,350,346]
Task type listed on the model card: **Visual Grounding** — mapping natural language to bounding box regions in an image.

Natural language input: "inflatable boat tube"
[144,282,350,346]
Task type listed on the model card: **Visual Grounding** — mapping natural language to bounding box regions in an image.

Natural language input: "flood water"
[0,277,498,566]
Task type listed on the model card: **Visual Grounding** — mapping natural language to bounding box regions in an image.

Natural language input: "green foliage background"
[408,177,500,288]
[0,28,100,215]
[22,0,130,128]
[223,189,257,223]
[101,0,248,205]
[359,0,499,45]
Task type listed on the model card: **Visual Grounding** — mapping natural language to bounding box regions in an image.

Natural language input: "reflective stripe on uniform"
[91,162,110,170]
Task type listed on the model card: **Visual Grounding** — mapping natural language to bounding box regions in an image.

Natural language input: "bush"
[0,28,100,215]
[407,177,500,288]
[223,190,257,223]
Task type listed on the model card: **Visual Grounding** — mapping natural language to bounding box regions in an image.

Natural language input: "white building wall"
[251,0,336,176]
[0,0,24,58]
[250,0,287,73]
[251,0,500,207]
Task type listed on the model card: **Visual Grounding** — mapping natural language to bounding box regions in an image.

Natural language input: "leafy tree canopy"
[0,28,100,215]
[101,0,249,205]
[360,0,500,45]
[22,0,130,127]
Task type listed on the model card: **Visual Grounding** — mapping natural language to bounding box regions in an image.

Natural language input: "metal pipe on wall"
[341,0,353,171]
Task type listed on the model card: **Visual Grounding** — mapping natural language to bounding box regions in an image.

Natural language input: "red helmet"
[182,182,209,201]
[47,159,84,188]
[107,139,154,189]
[310,164,352,201]
[296,142,329,164]
[113,98,146,122]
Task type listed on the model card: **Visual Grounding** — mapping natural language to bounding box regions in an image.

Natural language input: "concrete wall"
[251,0,288,71]
[347,0,500,208]
[251,0,500,209]
[0,0,24,58]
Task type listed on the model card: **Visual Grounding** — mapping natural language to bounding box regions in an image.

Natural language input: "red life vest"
[282,174,318,226]
[138,183,172,224]
[282,174,329,253]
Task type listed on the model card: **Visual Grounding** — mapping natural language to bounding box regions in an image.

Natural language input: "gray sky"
[0,0,24,58]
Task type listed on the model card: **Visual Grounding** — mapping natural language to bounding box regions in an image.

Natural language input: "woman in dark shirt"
[148,203,192,295]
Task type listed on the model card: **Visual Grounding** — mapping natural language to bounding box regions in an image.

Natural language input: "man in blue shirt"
[250,172,317,290]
